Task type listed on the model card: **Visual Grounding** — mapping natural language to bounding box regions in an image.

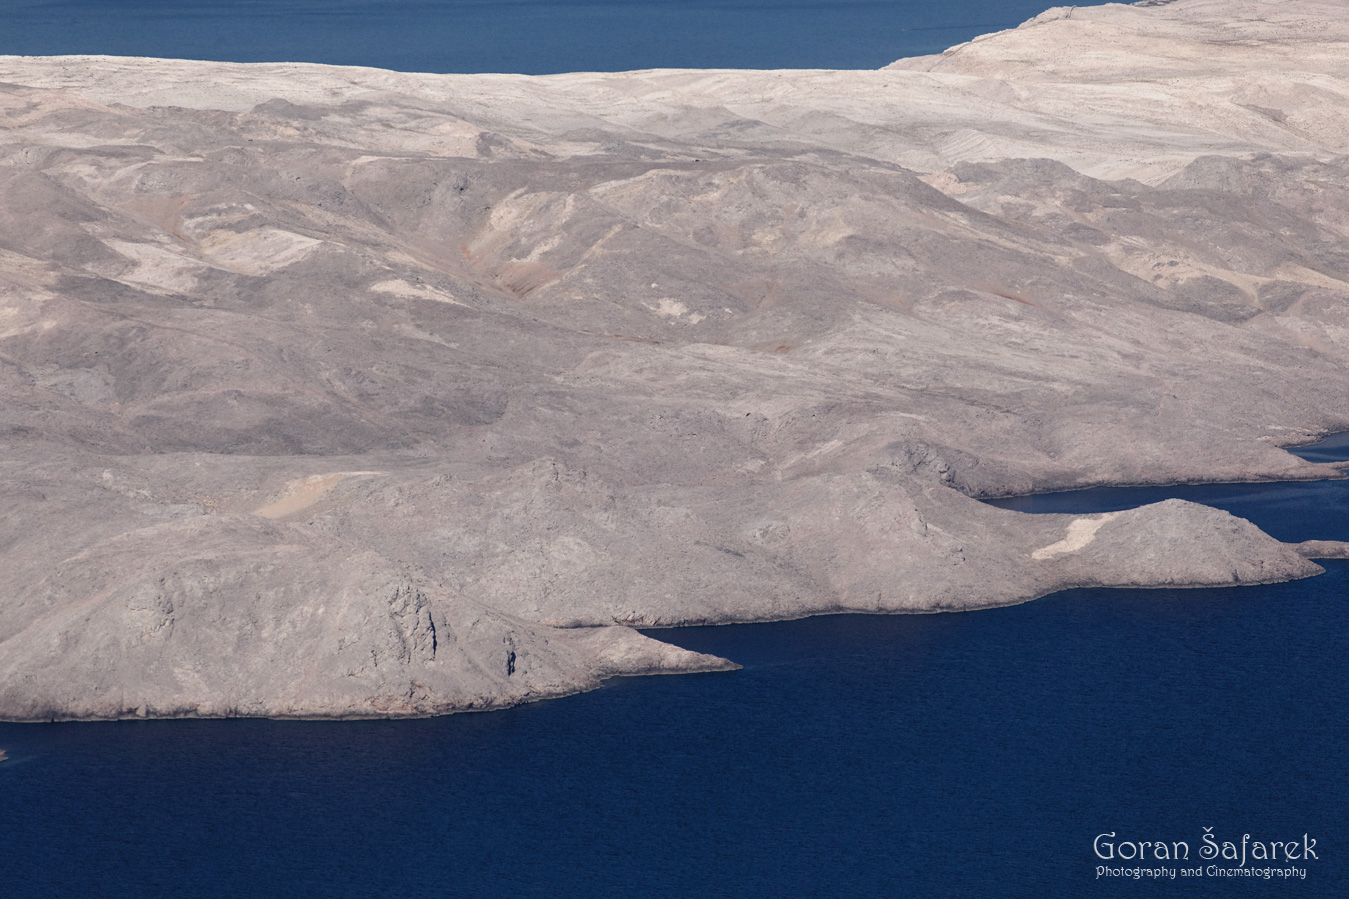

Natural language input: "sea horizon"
[3,0,1117,74]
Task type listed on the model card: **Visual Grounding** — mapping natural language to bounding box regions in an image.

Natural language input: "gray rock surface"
[1293,540,1349,560]
[3,0,1349,720]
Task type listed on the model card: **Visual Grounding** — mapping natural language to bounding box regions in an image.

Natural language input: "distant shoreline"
[0,0,1114,75]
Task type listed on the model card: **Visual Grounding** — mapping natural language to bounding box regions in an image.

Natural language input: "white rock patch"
[1032,512,1120,561]
[198,228,321,276]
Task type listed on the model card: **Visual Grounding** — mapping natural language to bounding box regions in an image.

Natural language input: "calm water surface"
[3,444,1347,896]
[3,0,1116,73]
[2,4,1346,894]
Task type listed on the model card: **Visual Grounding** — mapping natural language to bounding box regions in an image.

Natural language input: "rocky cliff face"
[2,0,1348,720]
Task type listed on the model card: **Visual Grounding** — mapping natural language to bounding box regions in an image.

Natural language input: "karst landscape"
[3,0,1349,720]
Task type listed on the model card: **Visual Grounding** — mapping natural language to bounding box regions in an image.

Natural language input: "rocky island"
[2,0,1348,721]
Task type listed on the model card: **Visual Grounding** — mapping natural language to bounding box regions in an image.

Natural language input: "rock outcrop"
[3,0,1349,719]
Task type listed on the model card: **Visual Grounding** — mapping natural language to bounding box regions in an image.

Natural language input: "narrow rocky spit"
[3,0,1349,721]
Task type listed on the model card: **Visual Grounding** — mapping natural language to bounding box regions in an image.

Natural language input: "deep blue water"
[2,6,1346,894]
[2,440,1347,897]
[2,0,1116,73]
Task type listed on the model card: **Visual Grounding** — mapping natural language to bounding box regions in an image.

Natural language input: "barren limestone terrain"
[3,0,1349,720]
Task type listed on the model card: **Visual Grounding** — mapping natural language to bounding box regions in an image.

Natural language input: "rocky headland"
[3,0,1349,720]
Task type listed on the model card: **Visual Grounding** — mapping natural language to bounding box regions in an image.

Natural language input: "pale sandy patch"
[252,472,381,520]
[101,238,205,293]
[1032,512,1120,561]
[648,297,705,323]
[371,279,465,305]
[198,228,321,275]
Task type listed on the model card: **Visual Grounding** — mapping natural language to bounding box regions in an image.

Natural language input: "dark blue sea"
[2,0,1116,73]
[2,3,1346,896]
[2,447,1346,897]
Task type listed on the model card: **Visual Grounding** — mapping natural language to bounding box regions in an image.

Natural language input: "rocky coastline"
[3,0,1349,720]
